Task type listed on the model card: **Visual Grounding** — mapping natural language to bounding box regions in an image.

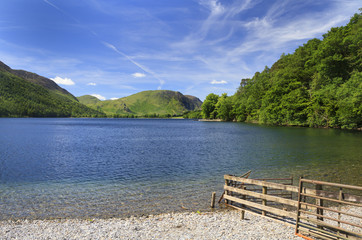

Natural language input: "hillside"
[0,62,105,117]
[79,90,202,117]
[77,95,101,105]
[0,61,77,101]
[201,12,361,129]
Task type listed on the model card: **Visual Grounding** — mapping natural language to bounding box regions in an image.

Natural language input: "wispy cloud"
[132,72,146,78]
[51,76,75,85]
[43,0,166,90]
[103,41,165,89]
[2,0,359,102]
[173,0,255,52]
[210,80,227,84]
[169,0,360,90]
[91,94,106,101]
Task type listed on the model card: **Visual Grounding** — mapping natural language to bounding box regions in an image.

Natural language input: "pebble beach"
[0,209,302,240]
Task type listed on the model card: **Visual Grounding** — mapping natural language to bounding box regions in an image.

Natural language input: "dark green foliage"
[201,93,219,119]
[335,72,362,129]
[216,93,234,121]
[205,12,361,129]
[0,71,106,118]
[183,110,202,119]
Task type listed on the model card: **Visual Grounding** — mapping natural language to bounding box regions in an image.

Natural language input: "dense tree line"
[201,12,361,129]
[183,110,202,119]
[0,71,105,118]
[111,113,179,118]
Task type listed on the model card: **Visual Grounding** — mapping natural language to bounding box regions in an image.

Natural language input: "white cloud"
[110,97,119,100]
[91,94,106,100]
[132,72,146,78]
[87,82,97,86]
[50,76,75,85]
[199,0,225,16]
[210,80,227,84]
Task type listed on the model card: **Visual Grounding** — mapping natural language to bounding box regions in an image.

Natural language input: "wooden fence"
[295,179,362,240]
[223,175,300,225]
[222,175,362,239]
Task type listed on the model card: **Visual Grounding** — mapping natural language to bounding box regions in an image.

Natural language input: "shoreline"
[1,207,360,239]
[0,209,302,239]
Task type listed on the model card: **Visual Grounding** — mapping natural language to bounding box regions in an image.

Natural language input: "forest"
[199,12,361,129]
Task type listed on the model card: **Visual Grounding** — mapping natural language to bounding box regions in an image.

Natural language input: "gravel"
[0,209,302,240]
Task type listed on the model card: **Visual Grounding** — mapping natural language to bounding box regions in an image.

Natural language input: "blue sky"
[0,0,359,101]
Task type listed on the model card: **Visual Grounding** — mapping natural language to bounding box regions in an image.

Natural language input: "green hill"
[0,62,105,117]
[77,95,101,105]
[202,12,361,129]
[79,90,202,117]
[0,61,77,101]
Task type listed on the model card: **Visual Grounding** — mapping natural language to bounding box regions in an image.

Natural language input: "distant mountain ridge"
[78,90,203,116]
[0,61,77,101]
[0,60,202,118]
[0,61,105,117]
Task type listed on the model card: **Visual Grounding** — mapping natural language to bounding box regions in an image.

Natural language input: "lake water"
[0,118,361,220]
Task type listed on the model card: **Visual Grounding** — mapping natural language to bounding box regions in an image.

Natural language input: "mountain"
[78,90,203,117]
[0,62,105,117]
[77,95,101,105]
[0,61,77,101]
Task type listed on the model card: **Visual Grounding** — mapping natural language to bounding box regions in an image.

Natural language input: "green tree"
[216,93,233,121]
[335,72,362,129]
[201,93,219,119]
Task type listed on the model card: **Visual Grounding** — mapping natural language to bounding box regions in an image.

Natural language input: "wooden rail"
[223,175,298,226]
[222,175,362,239]
[295,178,362,240]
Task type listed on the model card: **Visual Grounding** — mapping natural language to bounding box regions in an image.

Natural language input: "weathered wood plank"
[300,202,361,218]
[224,175,299,192]
[225,175,362,202]
[223,194,297,219]
[299,210,362,228]
[299,215,362,237]
[298,223,348,240]
[314,189,362,203]
[226,203,295,227]
[301,179,362,191]
[224,185,299,207]
[262,186,267,216]
[300,193,362,207]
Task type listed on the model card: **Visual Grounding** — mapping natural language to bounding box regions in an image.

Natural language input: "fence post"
[337,187,343,236]
[316,184,324,228]
[295,177,303,236]
[225,179,229,204]
[241,186,246,220]
[262,186,267,216]
[211,192,216,208]
[290,177,293,199]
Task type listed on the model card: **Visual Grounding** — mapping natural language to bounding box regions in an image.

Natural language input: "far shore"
[198,119,223,122]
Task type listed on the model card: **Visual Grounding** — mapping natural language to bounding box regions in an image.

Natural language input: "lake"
[0,118,361,220]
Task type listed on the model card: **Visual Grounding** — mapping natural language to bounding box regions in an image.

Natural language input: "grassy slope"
[81,90,202,116]
[0,61,78,102]
[77,95,101,105]
[0,71,105,117]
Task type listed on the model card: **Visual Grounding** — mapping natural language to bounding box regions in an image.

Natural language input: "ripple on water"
[0,118,361,220]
